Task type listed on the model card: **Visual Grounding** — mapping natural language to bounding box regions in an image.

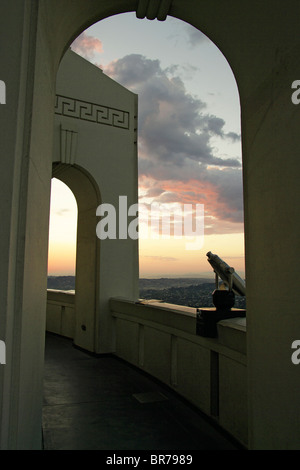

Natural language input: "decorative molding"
[55,95,130,130]
[60,125,78,165]
[136,0,173,21]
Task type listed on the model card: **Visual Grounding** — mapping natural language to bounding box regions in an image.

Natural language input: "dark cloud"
[226,131,241,142]
[104,54,162,88]
[207,167,244,223]
[104,54,243,228]
[104,54,240,167]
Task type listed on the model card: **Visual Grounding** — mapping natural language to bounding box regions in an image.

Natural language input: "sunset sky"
[48,12,245,279]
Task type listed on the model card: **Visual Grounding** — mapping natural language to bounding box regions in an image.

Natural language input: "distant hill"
[139,282,246,309]
[47,276,212,292]
[47,275,246,309]
[139,277,213,290]
[47,276,75,291]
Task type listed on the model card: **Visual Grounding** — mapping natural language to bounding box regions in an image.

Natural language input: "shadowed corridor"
[42,333,242,450]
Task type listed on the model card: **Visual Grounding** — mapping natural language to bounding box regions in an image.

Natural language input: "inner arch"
[50,163,101,352]
[48,178,77,278]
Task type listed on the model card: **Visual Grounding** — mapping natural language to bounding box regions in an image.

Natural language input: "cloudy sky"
[48,12,245,278]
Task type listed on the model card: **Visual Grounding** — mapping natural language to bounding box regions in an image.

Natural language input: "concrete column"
[0,1,47,449]
[0,0,57,448]
[242,51,300,449]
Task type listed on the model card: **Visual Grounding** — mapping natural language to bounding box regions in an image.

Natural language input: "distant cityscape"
[47,276,246,309]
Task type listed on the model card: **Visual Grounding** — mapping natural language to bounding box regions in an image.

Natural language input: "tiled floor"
[42,333,240,450]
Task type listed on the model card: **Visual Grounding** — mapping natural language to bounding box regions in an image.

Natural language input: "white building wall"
[53,50,139,353]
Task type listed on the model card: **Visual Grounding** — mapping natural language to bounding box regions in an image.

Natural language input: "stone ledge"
[217,317,246,354]
[47,289,75,305]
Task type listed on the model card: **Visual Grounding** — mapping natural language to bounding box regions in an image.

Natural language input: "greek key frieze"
[55,95,130,130]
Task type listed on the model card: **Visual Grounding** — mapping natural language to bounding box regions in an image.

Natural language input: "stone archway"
[51,163,100,353]
[42,4,300,450]
[2,0,300,451]
[1,0,246,450]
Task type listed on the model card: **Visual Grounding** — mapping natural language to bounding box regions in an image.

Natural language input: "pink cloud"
[71,32,103,61]
[138,176,244,234]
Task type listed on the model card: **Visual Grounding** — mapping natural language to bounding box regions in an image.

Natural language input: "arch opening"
[46,163,101,353]
[68,12,244,304]
[48,178,77,282]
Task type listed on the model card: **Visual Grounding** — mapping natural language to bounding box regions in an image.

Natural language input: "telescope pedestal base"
[196,308,246,338]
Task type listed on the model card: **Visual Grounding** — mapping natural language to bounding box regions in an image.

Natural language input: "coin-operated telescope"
[196,252,246,337]
[206,251,245,309]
